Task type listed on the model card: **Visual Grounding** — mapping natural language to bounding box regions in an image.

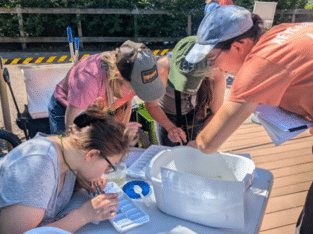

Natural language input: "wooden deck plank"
[270,182,311,198]
[260,207,302,231]
[257,155,313,170]
[265,192,306,213]
[260,224,296,234]
[270,163,313,178]
[273,171,313,188]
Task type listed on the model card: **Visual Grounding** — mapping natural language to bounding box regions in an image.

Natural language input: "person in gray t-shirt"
[0,103,136,234]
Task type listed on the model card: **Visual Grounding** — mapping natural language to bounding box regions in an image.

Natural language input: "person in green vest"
[145,36,226,146]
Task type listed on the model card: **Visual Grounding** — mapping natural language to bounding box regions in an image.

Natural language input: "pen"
[96,186,104,195]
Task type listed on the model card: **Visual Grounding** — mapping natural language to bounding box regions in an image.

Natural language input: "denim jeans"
[48,94,66,135]
[296,181,313,234]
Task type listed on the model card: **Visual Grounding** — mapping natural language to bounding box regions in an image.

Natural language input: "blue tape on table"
[123,180,150,199]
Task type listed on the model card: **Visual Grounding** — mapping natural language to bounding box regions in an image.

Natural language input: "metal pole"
[0,57,13,151]
[0,58,12,132]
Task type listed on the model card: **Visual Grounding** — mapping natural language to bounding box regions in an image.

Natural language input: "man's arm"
[195,101,258,154]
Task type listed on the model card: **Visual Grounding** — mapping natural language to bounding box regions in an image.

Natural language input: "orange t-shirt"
[228,23,313,122]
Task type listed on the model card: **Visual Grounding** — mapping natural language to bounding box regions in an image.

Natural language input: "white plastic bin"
[145,146,255,229]
[21,63,73,119]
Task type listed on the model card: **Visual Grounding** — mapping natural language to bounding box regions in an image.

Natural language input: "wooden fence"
[0,6,192,50]
[1,7,313,50]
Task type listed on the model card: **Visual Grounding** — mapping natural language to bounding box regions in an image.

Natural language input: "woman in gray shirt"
[0,103,136,234]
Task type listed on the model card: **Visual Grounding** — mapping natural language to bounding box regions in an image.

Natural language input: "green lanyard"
[58,135,77,177]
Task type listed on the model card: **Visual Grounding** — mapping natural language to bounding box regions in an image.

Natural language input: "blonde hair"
[206,0,219,3]
[101,51,124,99]
[66,104,137,160]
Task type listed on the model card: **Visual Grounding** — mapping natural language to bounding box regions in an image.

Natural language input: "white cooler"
[21,63,73,119]
[145,146,255,230]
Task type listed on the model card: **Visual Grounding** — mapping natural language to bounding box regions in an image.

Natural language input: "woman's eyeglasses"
[103,155,117,173]
[207,49,222,67]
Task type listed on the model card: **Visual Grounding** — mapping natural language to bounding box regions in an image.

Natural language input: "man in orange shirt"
[186,5,313,233]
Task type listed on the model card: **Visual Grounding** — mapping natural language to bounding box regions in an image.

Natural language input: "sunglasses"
[207,49,222,67]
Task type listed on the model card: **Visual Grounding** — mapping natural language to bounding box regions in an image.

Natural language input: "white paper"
[254,104,313,146]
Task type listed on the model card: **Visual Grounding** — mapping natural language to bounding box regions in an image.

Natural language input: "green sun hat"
[168,36,210,95]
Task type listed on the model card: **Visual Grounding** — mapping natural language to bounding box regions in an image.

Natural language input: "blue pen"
[67,26,74,63]
[74,37,79,63]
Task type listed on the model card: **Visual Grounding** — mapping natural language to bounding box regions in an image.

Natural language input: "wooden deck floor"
[219,123,313,234]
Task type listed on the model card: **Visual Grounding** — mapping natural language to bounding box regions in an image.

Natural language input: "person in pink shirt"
[48,40,165,134]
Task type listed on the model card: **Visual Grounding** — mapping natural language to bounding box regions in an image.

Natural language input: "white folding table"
[62,167,273,234]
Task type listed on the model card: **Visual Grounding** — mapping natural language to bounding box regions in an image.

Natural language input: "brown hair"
[215,14,265,51]
[66,104,137,160]
[195,75,213,119]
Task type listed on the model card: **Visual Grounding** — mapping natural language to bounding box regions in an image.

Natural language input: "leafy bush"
[0,0,310,41]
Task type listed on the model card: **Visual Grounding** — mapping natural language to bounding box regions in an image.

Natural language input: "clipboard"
[254,104,313,146]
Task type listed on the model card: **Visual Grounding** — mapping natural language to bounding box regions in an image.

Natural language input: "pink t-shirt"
[54,53,135,110]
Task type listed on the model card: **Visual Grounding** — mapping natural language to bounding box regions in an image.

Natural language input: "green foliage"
[0,0,205,39]
[305,0,313,9]
[0,0,310,40]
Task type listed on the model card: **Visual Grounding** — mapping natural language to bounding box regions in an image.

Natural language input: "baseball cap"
[168,36,210,95]
[116,40,165,102]
[186,5,253,64]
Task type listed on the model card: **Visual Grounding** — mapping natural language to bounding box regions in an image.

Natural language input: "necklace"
[58,135,77,177]
[58,135,92,192]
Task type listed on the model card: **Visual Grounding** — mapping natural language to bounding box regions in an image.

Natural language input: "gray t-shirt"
[0,133,76,222]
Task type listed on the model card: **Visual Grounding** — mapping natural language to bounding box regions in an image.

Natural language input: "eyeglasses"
[103,155,117,173]
[207,49,222,67]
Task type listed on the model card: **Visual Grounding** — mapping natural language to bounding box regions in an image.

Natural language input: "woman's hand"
[126,122,142,138]
[78,193,119,223]
[187,140,198,148]
[90,176,108,194]
[167,127,187,144]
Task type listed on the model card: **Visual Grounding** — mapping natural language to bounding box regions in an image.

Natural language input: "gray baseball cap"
[186,5,253,64]
[116,40,165,102]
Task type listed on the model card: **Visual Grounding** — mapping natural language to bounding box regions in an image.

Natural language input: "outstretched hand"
[167,126,187,144]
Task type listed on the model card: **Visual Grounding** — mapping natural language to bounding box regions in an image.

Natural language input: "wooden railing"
[0,6,192,50]
[1,7,313,50]
[276,9,313,23]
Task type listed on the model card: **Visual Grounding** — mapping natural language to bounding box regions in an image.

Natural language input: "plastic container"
[23,227,72,234]
[126,145,172,179]
[104,162,127,187]
[145,146,255,230]
[104,182,150,233]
